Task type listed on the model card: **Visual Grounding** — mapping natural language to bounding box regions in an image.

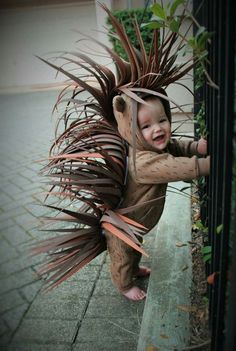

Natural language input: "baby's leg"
[132,248,151,278]
[135,266,151,278]
[105,232,146,301]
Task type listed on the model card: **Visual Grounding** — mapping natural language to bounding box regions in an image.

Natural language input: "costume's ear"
[113,95,126,113]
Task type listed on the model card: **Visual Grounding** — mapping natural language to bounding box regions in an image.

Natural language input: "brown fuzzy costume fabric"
[105,93,210,292]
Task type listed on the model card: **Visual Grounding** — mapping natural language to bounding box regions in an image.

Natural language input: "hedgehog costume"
[32,3,210,300]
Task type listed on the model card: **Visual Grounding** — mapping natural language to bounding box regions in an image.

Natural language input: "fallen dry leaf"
[193,212,201,221]
[187,240,197,245]
[160,333,169,339]
[182,265,189,271]
[198,310,205,320]
[176,304,197,313]
[176,242,188,247]
[145,346,159,351]
[207,272,218,285]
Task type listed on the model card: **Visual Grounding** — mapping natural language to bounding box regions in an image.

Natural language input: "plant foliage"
[106,8,153,60]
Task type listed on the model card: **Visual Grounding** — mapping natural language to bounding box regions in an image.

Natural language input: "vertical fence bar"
[193,0,235,349]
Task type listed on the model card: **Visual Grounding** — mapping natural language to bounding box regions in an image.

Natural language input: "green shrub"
[106,8,153,60]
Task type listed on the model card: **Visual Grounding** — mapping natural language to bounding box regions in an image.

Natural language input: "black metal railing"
[193,0,235,350]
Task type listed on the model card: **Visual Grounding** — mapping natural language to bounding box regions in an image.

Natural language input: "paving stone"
[18,182,43,193]
[67,264,100,282]
[0,238,19,264]
[4,153,23,165]
[7,343,71,351]
[76,317,140,342]
[25,296,86,321]
[2,183,23,198]
[0,268,39,294]
[0,192,14,205]
[2,225,33,246]
[13,212,38,231]
[0,331,12,349]
[24,203,51,217]
[11,183,40,200]
[73,341,137,351]
[12,319,77,344]
[0,166,16,177]
[0,219,16,231]
[99,262,110,278]
[13,188,42,202]
[19,169,38,181]
[3,303,29,332]
[32,192,48,204]
[85,295,144,319]
[10,175,33,187]
[0,319,10,337]
[0,207,27,222]
[0,253,42,278]
[44,280,95,300]
[87,251,106,266]
[20,280,42,303]
[6,164,27,174]
[93,278,117,296]
[3,197,35,212]
[0,290,25,314]
[0,157,13,168]
[26,163,43,173]
[14,241,46,257]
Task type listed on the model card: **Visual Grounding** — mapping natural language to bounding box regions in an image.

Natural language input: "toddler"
[104,91,210,301]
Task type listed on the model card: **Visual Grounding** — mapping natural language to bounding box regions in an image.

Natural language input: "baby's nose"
[153,123,161,131]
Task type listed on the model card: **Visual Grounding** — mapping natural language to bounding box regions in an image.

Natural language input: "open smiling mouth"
[153,134,165,143]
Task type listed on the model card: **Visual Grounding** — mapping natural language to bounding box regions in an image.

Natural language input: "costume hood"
[112,89,172,152]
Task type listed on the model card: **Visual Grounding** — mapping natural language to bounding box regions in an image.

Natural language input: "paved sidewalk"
[0,91,152,351]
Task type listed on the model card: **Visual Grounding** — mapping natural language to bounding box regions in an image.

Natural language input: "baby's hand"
[197,137,207,155]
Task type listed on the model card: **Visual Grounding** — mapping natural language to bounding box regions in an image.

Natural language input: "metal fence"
[193,0,236,350]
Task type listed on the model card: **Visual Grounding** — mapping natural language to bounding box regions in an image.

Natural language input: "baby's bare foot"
[122,286,146,301]
[135,266,151,278]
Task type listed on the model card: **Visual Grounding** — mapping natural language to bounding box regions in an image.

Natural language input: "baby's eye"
[141,124,150,129]
[160,118,167,123]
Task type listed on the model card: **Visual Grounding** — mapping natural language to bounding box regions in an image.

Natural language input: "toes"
[136,291,146,300]
[122,286,146,301]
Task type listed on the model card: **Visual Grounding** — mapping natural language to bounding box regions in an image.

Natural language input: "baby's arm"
[169,138,208,157]
[131,150,210,184]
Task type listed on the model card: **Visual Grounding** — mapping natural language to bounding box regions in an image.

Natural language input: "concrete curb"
[137,182,193,351]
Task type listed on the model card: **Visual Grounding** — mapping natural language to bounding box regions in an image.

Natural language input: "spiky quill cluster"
[32,3,197,290]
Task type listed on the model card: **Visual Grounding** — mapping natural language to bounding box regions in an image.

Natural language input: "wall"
[0,0,194,113]
[0,1,97,92]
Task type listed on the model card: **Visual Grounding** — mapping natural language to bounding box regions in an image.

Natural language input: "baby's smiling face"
[138,98,171,151]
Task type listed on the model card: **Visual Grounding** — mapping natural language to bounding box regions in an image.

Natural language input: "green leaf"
[195,220,203,229]
[203,253,211,263]
[202,296,209,304]
[201,245,212,255]
[198,50,208,60]
[195,81,204,90]
[151,3,166,19]
[187,37,196,48]
[151,14,165,22]
[141,21,163,30]
[195,26,206,38]
[216,224,223,234]
[170,0,185,17]
[169,18,180,32]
